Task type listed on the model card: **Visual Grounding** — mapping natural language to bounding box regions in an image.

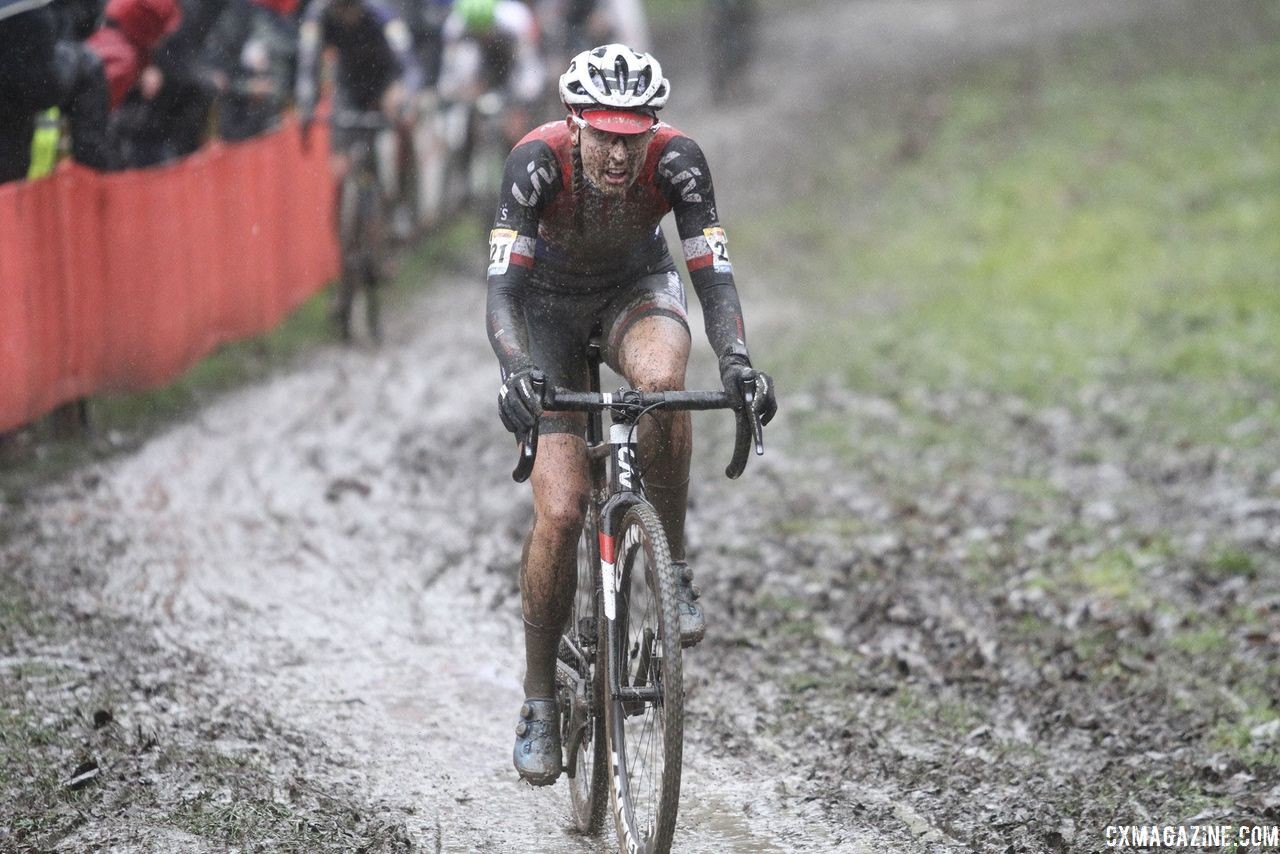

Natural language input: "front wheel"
[605,503,683,854]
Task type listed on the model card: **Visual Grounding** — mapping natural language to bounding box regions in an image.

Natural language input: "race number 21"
[488,228,518,276]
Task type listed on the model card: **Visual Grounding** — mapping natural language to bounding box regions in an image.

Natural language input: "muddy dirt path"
[5,1,1202,851]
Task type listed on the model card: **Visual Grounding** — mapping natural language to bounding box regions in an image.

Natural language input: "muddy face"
[577,126,650,198]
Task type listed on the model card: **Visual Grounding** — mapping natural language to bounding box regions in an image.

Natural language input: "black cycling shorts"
[525,265,691,436]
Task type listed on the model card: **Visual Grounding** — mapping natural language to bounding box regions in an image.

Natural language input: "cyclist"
[296,0,420,140]
[436,0,545,150]
[296,0,420,330]
[486,43,777,785]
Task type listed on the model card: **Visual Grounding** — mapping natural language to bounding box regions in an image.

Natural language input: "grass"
[1207,547,1259,580]
[737,18,1280,833]
[759,28,1280,447]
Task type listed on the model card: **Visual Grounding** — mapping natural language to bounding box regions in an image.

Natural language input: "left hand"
[719,354,777,426]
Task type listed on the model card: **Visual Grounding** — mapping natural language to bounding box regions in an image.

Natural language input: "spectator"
[0,0,62,183]
[52,37,114,169]
[204,0,299,141]
[87,0,183,110]
[112,0,229,166]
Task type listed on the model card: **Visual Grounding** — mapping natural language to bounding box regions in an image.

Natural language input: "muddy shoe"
[512,698,561,786]
[672,562,705,648]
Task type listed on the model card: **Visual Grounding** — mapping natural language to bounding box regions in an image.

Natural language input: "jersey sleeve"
[485,137,563,375]
[656,135,751,363]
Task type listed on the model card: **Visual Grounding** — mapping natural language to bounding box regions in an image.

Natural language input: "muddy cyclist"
[485,43,778,786]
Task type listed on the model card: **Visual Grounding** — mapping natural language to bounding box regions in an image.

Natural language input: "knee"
[631,364,686,394]
[534,489,587,541]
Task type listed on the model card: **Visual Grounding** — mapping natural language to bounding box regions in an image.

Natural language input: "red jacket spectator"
[86,0,182,108]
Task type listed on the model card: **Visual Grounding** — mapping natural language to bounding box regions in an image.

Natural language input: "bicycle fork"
[597,419,643,625]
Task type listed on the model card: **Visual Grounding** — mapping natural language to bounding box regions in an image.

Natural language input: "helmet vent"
[589,66,611,95]
[614,56,629,93]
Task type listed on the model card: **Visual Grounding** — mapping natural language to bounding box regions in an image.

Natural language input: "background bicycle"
[331,109,393,343]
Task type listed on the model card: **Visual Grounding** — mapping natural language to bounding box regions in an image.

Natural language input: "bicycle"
[331,109,392,343]
[510,340,766,853]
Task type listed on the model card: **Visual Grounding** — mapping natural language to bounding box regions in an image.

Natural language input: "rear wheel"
[605,503,683,854]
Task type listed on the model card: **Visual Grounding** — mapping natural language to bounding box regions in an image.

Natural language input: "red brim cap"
[580,109,656,135]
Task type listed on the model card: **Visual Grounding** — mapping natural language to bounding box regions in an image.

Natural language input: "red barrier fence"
[0,115,338,433]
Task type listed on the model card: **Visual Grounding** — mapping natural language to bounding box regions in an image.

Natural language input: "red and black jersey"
[486,118,747,375]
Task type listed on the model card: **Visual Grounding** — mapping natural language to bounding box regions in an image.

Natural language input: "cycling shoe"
[672,562,705,648]
[512,698,561,786]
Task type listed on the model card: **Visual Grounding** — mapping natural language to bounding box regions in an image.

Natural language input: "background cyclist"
[296,0,421,198]
[296,0,421,325]
[485,43,777,786]
[436,0,545,150]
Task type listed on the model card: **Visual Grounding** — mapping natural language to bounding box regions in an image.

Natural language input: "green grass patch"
[1074,548,1145,606]
[891,685,982,736]
[1212,704,1280,771]
[762,31,1280,446]
[1206,547,1259,580]
[1169,625,1232,656]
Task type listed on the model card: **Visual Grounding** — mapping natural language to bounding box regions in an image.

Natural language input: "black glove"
[719,353,777,426]
[498,368,544,434]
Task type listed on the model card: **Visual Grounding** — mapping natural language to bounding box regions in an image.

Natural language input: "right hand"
[498,368,544,435]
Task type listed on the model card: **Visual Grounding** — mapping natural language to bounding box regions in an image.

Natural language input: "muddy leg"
[617,316,693,561]
[522,434,589,698]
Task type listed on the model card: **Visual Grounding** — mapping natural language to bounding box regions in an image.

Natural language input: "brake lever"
[510,372,547,483]
[744,382,765,456]
[512,428,538,483]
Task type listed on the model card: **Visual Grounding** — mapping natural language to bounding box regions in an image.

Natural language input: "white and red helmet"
[559,43,669,135]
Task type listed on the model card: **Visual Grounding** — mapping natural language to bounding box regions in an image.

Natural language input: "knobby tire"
[605,503,683,854]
